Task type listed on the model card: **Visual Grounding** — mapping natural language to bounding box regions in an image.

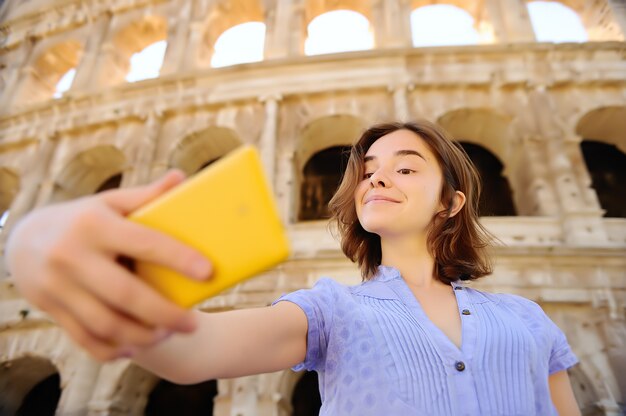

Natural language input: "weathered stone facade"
[0,0,625,415]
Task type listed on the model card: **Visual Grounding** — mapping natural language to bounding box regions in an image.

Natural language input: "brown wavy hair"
[328,120,495,284]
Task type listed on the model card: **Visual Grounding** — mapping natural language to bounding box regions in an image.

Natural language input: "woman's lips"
[364,195,401,204]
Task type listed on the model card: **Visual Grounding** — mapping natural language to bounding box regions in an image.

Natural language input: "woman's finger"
[71,252,197,334]
[99,170,186,216]
[99,216,212,281]
[52,304,122,362]
[54,276,166,348]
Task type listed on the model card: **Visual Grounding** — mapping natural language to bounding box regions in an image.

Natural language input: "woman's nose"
[370,171,388,188]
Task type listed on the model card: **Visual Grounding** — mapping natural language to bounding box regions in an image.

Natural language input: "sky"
[54,3,589,97]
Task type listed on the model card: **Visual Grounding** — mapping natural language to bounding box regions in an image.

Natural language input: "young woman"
[6,121,580,415]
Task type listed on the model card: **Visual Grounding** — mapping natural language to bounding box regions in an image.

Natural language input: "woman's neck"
[380,234,443,289]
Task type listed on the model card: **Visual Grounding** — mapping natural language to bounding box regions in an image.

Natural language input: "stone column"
[159,0,192,75]
[69,11,112,93]
[509,137,560,217]
[182,20,205,69]
[370,0,412,49]
[0,135,58,236]
[566,135,607,214]
[259,94,281,186]
[0,135,58,278]
[55,353,101,415]
[121,112,162,187]
[0,38,36,111]
[229,376,260,416]
[274,138,296,225]
[545,136,607,245]
[527,87,607,245]
[484,0,535,43]
[262,0,282,59]
[606,0,626,39]
[265,0,306,59]
[390,83,410,122]
[180,0,216,69]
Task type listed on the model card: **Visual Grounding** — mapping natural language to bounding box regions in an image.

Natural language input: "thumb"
[99,170,186,215]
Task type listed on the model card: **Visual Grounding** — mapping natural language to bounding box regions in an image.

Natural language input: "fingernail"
[154,328,173,342]
[190,257,212,279]
[175,315,197,332]
[119,347,137,358]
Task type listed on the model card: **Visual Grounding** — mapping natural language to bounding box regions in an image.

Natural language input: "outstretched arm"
[5,170,307,382]
[133,302,307,384]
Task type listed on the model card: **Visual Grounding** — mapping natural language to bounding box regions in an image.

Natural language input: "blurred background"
[0,0,624,415]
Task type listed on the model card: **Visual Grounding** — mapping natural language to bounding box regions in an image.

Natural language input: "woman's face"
[354,129,445,239]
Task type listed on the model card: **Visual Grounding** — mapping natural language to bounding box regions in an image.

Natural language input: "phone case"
[128,145,290,307]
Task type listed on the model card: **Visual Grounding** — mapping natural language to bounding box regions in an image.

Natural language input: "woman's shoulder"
[301,276,400,302]
[465,285,548,318]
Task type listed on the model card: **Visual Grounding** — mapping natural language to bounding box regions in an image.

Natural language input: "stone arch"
[305,0,372,28]
[576,106,626,218]
[0,356,61,416]
[458,142,517,216]
[100,15,168,86]
[410,2,492,45]
[438,108,518,216]
[97,363,160,415]
[274,369,320,415]
[303,3,374,55]
[526,1,587,42]
[526,0,624,41]
[169,126,243,176]
[411,0,494,39]
[295,115,363,222]
[144,378,218,415]
[299,145,352,221]
[579,140,626,218]
[49,145,126,203]
[411,0,478,17]
[0,167,19,225]
[13,40,83,105]
[199,0,265,66]
[0,327,73,416]
[291,371,321,415]
[95,362,219,415]
[210,22,266,67]
[437,108,514,161]
[304,9,374,55]
[296,114,364,173]
[576,106,626,154]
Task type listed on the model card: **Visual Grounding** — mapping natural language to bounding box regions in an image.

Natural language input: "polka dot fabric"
[273,266,578,415]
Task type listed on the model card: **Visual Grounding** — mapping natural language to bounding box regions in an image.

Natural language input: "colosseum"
[0,0,624,415]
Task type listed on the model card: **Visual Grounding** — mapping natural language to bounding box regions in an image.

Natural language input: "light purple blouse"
[273,265,578,416]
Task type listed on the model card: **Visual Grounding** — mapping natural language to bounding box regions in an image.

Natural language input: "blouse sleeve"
[500,293,579,375]
[272,277,338,372]
[543,313,579,375]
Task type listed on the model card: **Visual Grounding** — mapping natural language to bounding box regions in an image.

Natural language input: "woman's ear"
[449,191,466,218]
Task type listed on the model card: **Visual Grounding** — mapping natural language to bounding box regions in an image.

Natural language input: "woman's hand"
[5,170,213,361]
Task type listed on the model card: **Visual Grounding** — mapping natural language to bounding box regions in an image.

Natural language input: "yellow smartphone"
[128,145,290,308]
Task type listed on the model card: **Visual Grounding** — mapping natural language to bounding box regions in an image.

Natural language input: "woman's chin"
[361,222,392,236]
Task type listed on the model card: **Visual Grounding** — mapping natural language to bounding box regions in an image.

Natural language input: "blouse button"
[462,309,471,315]
[455,361,466,372]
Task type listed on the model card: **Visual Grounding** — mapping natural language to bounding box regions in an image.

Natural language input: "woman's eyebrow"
[396,149,427,161]
[364,149,427,162]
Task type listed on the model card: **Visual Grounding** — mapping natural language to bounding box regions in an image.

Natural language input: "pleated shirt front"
[273,265,578,416]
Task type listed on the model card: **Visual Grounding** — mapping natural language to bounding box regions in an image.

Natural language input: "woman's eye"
[398,169,414,175]
[363,172,374,179]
